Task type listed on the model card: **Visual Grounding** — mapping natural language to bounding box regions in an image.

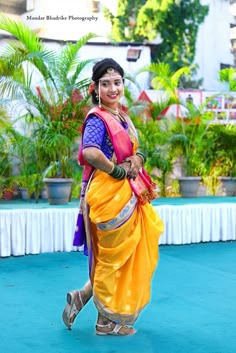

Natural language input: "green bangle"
[136,151,146,164]
[109,164,127,180]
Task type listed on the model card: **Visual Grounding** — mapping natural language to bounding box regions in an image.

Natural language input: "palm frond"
[139,62,167,75]
[74,77,91,96]
[0,12,45,52]
[3,58,25,82]
[70,59,95,86]
[124,72,142,91]
[58,33,96,77]
[138,62,190,94]
[0,105,11,128]
[26,50,57,79]
[0,14,56,83]
[0,75,27,100]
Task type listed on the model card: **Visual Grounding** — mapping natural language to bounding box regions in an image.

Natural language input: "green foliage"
[104,0,209,71]
[125,62,193,195]
[133,115,174,196]
[205,124,236,177]
[123,86,175,196]
[170,118,210,176]
[0,106,11,129]
[16,173,44,201]
[147,79,222,180]
[140,62,191,97]
[0,13,44,52]
[219,68,236,91]
[0,126,13,178]
[43,156,75,179]
[71,164,83,199]
[0,13,95,180]
[197,123,236,194]
[104,0,147,42]
[169,95,216,177]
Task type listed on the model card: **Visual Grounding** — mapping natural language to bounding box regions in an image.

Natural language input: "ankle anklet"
[96,322,113,328]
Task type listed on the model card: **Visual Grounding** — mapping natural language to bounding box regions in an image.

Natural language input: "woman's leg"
[62,280,93,329]
[81,280,93,300]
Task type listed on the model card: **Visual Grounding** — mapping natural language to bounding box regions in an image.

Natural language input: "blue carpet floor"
[0,241,236,353]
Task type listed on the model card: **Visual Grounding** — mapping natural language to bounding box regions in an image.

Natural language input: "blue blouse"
[82,113,128,160]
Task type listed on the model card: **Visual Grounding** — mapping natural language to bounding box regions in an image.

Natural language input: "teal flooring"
[0,195,235,209]
[0,241,236,353]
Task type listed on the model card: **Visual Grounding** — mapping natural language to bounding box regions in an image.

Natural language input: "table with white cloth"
[0,197,235,257]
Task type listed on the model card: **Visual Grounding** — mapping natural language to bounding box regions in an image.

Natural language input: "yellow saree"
[78,106,164,325]
[85,170,164,325]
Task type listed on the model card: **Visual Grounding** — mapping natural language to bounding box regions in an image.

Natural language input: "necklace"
[101,103,126,124]
[101,103,119,116]
[101,103,137,144]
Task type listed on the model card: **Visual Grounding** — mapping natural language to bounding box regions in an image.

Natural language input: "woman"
[62,58,164,336]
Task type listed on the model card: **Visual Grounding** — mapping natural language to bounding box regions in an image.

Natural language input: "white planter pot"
[40,188,48,199]
[218,177,236,196]
[178,176,202,198]
[43,178,73,205]
[19,187,30,200]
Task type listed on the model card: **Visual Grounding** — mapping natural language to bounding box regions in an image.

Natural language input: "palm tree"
[0,12,95,178]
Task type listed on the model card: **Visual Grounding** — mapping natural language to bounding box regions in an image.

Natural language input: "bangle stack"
[108,163,127,180]
[136,151,146,164]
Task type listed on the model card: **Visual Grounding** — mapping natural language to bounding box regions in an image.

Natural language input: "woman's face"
[98,69,124,109]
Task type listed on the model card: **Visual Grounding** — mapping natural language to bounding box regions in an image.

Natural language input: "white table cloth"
[0,202,235,257]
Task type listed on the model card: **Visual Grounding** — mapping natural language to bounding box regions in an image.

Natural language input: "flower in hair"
[88,81,95,95]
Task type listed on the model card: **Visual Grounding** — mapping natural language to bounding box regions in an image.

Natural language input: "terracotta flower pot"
[2,189,14,200]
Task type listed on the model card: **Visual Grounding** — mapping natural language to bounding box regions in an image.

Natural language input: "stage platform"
[0,196,235,257]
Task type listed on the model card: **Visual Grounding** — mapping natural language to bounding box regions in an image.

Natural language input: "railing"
[178,90,236,123]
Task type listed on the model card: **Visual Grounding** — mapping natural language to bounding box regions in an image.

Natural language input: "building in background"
[0,0,236,91]
[194,0,235,91]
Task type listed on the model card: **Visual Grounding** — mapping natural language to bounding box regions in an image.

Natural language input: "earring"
[98,82,101,108]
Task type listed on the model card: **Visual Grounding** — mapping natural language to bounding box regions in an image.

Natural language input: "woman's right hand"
[119,161,132,177]
[122,155,142,180]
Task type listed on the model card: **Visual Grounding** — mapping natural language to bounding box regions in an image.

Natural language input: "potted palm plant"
[0,177,15,200]
[0,106,15,200]
[169,101,213,197]
[3,124,47,202]
[35,86,90,204]
[0,123,15,200]
[203,123,236,196]
[0,13,95,204]
[132,114,175,197]
[136,62,194,196]
[123,86,176,197]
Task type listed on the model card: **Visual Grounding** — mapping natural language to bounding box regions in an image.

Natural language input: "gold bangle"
[108,162,115,174]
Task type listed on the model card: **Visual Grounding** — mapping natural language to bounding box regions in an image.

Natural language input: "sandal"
[96,322,136,336]
[62,291,84,330]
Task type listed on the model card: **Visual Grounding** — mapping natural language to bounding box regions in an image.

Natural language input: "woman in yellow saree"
[62,58,164,336]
